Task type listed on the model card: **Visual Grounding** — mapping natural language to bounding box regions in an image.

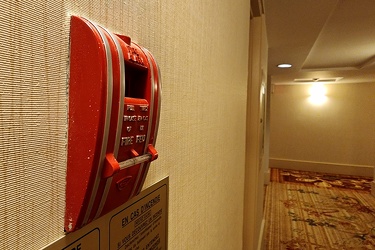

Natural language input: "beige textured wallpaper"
[0,1,250,249]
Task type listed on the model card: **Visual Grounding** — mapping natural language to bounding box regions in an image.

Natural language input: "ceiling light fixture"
[277,63,292,68]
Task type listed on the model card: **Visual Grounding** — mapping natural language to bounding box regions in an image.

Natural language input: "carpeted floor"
[271,168,373,192]
[264,168,375,249]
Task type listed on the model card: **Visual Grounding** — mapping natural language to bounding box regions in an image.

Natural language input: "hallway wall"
[243,15,268,250]
[0,1,250,249]
[270,82,375,176]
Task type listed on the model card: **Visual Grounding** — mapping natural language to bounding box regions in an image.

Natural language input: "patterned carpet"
[271,168,373,192]
[265,168,375,249]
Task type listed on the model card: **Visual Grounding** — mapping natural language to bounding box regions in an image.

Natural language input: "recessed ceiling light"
[277,63,292,68]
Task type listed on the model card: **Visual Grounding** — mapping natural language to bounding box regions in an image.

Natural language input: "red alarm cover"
[65,16,161,232]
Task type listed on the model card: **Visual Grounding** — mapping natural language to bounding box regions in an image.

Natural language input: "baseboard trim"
[269,158,374,177]
[257,218,265,250]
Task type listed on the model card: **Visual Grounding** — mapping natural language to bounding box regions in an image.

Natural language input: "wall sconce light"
[309,83,327,105]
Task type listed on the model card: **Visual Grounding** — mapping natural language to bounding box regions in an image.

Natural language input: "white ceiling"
[264,0,375,85]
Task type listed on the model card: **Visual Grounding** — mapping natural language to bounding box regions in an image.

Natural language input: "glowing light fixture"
[277,63,292,68]
[309,83,327,105]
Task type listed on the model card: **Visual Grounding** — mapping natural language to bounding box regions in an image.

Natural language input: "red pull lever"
[102,144,158,178]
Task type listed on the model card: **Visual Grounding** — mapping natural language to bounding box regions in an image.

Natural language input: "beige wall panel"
[243,15,268,250]
[270,83,375,169]
[0,0,250,249]
[0,1,68,249]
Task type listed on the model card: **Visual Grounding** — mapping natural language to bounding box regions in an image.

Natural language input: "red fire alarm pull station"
[65,16,161,232]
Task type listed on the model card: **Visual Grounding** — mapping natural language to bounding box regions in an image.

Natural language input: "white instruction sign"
[109,185,167,250]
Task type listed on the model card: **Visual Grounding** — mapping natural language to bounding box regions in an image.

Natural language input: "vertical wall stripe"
[0,1,67,249]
